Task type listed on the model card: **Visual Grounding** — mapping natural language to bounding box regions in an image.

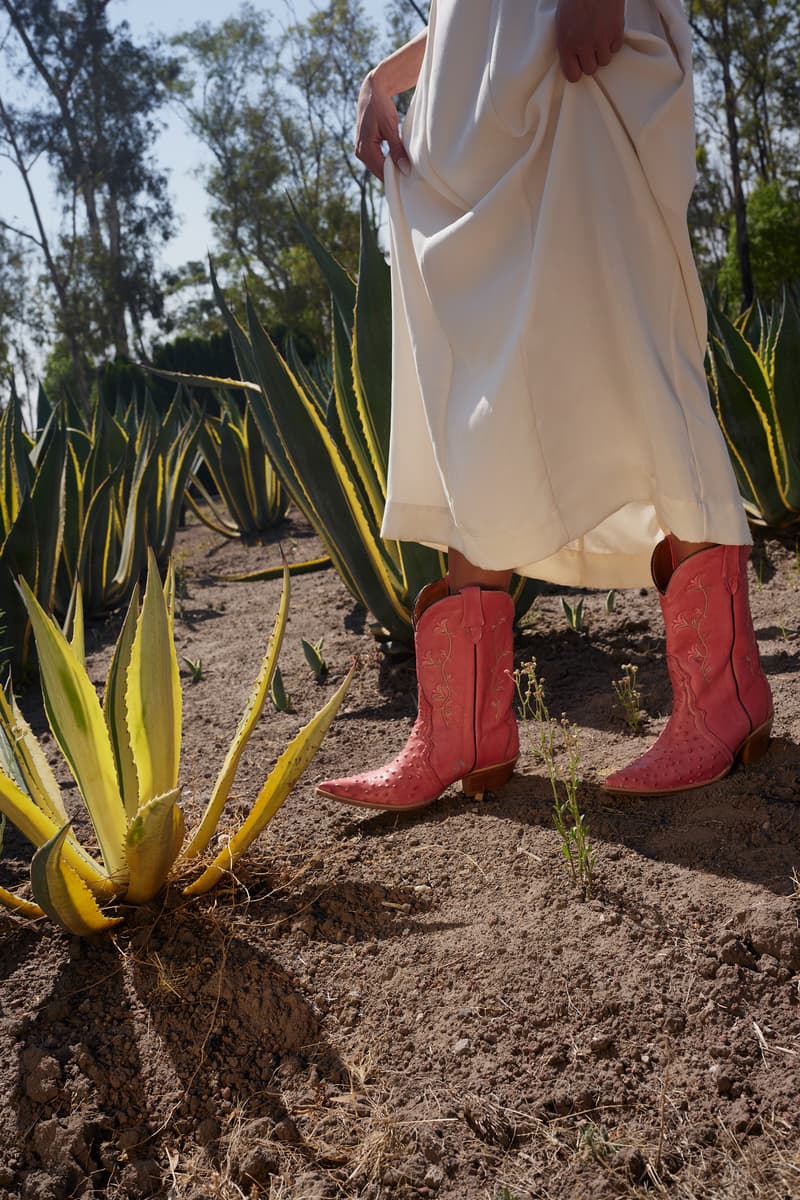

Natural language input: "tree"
[172,1,379,351]
[717,179,800,308]
[688,0,800,307]
[0,0,178,410]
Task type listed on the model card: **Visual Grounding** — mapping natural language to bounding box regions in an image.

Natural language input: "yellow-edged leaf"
[0,768,116,897]
[126,549,181,808]
[182,565,290,861]
[103,584,141,820]
[17,579,128,880]
[124,787,185,904]
[0,886,44,920]
[31,824,121,936]
[184,666,354,896]
[66,582,86,667]
[0,688,67,825]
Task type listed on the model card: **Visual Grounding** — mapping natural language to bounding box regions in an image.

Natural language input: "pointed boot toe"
[315,580,518,814]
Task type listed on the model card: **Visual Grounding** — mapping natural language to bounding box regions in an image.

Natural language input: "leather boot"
[317,578,518,811]
[604,539,773,797]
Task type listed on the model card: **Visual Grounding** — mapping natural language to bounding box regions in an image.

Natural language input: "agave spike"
[31,824,122,936]
[182,563,291,860]
[184,666,354,896]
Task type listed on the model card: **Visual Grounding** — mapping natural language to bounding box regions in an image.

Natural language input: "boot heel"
[462,759,517,801]
[738,717,773,765]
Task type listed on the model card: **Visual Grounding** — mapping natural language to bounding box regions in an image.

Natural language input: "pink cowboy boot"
[317,578,518,811]
[604,538,773,797]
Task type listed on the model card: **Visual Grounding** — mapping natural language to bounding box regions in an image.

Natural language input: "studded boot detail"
[604,539,773,797]
[316,579,518,811]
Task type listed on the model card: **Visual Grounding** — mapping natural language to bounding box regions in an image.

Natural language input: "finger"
[355,137,387,182]
[560,52,583,83]
[387,135,411,177]
[610,35,624,54]
[577,47,600,76]
[596,44,612,67]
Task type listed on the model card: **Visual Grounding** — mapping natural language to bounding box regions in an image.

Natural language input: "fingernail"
[397,158,411,178]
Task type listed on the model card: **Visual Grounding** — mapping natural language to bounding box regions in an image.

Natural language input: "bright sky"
[1,0,393,272]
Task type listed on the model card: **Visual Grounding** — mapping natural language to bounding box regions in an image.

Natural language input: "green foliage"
[187,391,288,538]
[269,665,292,713]
[707,290,800,527]
[561,597,586,632]
[0,0,179,409]
[175,204,540,641]
[0,385,202,668]
[301,637,328,681]
[171,1,368,350]
[718,182,800,310]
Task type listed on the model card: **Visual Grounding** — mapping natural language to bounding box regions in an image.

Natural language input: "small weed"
[515,659,595,899]
[605,589,617,613]
[495,1189,524,1200]
[578,1120,619,1162]
[302,636,328,680]
[182,655,204,683]
[270,665,293,712]
[561,596,586,632]
[613,663,645,733]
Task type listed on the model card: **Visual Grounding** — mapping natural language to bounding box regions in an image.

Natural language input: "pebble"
[452,1038,471,1056]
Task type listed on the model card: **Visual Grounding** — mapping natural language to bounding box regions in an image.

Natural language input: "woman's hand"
[353,30,426,182]
[555,0,625,83]
[354,71,410,183]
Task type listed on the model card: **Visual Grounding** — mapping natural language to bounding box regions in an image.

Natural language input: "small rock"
[118,1128,146,1152]
[590,1034,614,1056]
[663,1011,686,1035]
[452,1038,471,1056]
[273,1117,301,1145]
[23,1052,62,1104]
[715,1072,734,1098]
[719,936,757,970]
[196,1118,220,1147]
[237,1147,279,1187]
[120,1159,160,1199]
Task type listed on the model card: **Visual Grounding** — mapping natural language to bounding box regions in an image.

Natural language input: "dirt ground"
[0,510,798,1200]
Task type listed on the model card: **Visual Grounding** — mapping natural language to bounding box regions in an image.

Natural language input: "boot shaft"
[414,581,518,780]
[658,543,771,748]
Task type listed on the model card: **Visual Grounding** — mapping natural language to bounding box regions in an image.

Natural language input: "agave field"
[0,219,799,1196]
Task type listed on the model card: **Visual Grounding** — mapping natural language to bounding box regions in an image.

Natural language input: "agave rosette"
[0,551,352,934]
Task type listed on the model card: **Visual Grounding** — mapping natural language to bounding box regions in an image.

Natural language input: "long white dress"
[381,0,750,588]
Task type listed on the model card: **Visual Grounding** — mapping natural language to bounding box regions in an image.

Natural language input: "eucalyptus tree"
[0,0,178,410]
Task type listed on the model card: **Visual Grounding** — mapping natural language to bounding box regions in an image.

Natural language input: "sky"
[1,0,393,275]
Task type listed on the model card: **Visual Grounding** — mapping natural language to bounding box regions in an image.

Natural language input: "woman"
[317,0,772,811]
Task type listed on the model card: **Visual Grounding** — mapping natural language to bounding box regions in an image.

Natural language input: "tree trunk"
[719,6,754,307]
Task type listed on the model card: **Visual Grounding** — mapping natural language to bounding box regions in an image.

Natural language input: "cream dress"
[381,0,750,588]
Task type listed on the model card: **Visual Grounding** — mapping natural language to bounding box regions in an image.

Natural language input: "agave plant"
[0,551,352,934]
[707,291,800,528]
[187,389,289,538]
[154,203,540,641]
[0,385,203,668]
[64,388,203,613]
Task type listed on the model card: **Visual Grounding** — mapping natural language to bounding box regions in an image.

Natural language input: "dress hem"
[381,497,752,589]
